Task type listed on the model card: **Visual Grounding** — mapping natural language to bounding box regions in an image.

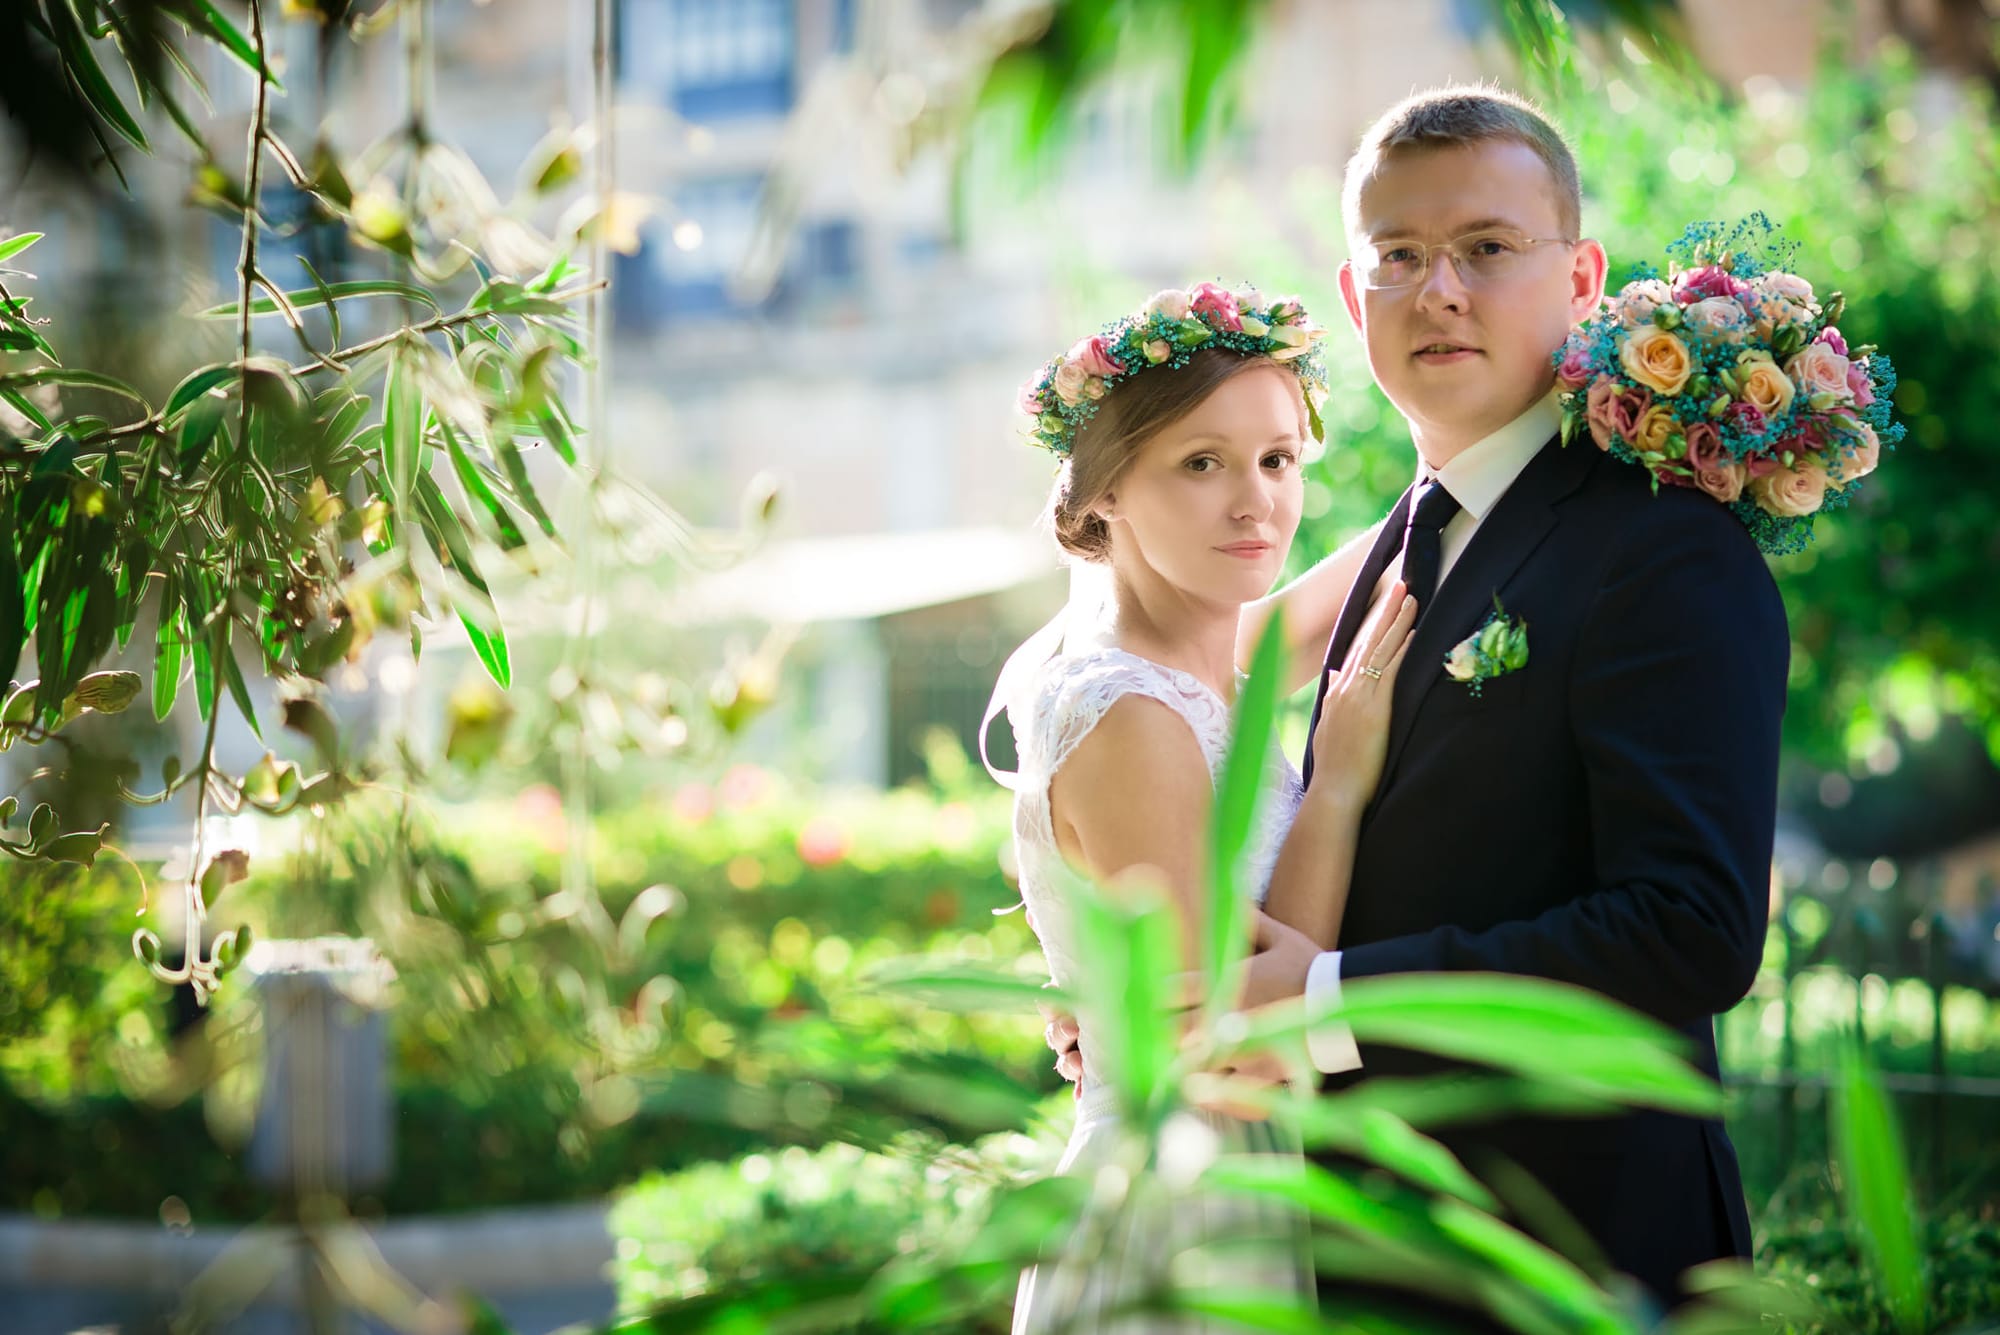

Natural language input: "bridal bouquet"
[1554,216,1901,555]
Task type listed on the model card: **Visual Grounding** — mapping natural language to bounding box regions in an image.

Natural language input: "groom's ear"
[1567,238,1609,324]
[1337,259,1365,332]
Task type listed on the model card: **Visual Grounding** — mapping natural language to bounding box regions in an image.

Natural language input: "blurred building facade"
[0,0,1935,791]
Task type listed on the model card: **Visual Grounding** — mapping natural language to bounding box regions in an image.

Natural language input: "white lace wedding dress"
[1005,647,1313,1333]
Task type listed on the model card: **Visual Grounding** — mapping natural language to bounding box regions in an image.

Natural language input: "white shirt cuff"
[1305,950,1362,1074]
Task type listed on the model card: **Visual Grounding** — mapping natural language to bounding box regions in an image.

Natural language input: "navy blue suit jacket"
[1304,432,1788,1310]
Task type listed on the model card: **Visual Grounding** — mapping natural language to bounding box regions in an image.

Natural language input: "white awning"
[670,526,1059,624]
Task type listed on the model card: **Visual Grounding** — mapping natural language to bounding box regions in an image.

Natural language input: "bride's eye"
[1184,455,1219,473]
[1262,450,1298,471]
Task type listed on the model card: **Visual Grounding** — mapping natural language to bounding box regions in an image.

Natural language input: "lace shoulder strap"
[1020,649,1229,785]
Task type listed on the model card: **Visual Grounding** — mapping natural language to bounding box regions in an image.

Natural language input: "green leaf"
[40,824,109,867]
[1830,1039,1926,1331]
[1233,972,1719,1116]
[458,611,510,690]
[3,366,152,410]
[440,423,526,549]
[199,278,440,319]
[153,605,186,723]
[383,342,422,510]
[47,0,150,151]
[870,964,1067,1013]
[164,365,238,420]
[219,628,261,739]
[180,0,284,91]
[0,505,22,688]
[0,233,44,265]
[1203,608,1282,1022]
[536,408,577,466]
[492,434,557,537]
[1062,863,1177,1127]
[2,388,55,433]
[177,395,226,478]
[415,474,509,688]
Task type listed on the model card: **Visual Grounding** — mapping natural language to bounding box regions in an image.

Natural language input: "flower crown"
[1554,215,1901,556]
[1017,283,1331,458]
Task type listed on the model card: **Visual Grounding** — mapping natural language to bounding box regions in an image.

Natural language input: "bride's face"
[1098,365,1304,607]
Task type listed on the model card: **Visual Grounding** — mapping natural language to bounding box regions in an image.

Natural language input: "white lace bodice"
[1006,647,1304,1092]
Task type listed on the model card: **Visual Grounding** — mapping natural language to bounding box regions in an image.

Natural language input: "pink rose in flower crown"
[1555,339,1594,390]
[1786,342,1852,403]
[1067,335,1127,379]
[1845,360,1875,408]
[1682,296,1749,345]
[1672,264,1751,303]
[1188,282,1244,332]
[1586,376,1652,451]
[1018,364,1054,416]
[1684,422,1746,503]
[1268,296,1307,326]
[1615,278,1673,329]
[1748,457,1831,517]
[1815,326,1849,357]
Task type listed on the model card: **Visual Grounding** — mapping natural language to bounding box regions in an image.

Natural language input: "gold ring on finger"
[1359,665,1384,680]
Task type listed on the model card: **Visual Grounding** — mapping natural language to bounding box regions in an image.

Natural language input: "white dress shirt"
[1306,391,1563,1073]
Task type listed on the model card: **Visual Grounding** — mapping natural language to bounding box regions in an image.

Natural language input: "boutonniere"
[1444,597,1529,696]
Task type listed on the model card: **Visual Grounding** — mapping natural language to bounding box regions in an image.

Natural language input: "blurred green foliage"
[609,1135,1042,1330]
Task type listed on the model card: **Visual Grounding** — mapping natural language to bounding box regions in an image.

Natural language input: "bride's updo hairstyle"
[1015,283,1330,564]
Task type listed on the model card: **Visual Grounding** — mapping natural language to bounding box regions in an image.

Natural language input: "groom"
[1262,87,1785,1318]
[1052,88,1788,1319]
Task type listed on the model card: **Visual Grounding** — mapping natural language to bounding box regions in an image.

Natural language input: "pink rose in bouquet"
[1555,340,1594,390]
[1786,341,1852,402]
[1673,264,1751,303]
[1616,278,1673,328]
[1684,422,1746,503]
[1828,419,1881,482]
[1586,377,1652,451]
[1845,361,1875,408]
[1682,296,1749,344]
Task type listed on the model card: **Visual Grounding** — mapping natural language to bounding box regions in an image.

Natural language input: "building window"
[617,173,769,324]
[622,0,794,122]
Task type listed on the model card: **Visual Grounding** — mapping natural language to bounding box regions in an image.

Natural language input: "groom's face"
[1339,140,1604,459]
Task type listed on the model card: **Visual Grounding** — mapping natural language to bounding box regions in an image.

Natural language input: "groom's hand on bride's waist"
[1038,993,1084,1093]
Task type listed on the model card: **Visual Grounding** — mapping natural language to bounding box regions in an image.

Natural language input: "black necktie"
[1400,479,1463,617]
[1299,480,1461,790]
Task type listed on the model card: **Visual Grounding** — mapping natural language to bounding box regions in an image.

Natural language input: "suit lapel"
[1376,435,1595,789]
[1325,486,1413,671]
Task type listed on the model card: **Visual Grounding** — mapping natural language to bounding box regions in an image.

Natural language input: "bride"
[992,283,1416,1331]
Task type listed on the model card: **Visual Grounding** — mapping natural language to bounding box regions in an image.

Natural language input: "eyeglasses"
[1356,228,1575,290]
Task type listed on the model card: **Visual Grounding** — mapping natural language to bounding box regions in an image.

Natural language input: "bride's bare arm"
[1237,518,1386,696]
[1048,697,1217,970]
[1259,587,1417,949]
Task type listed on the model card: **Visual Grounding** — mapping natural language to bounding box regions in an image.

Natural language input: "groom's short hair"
[1342,86,1581,239]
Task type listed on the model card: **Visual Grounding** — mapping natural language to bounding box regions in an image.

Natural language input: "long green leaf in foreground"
[1222,972,1720,1116]
[1830,1038,1926,1333]
[1203,607,1283,1024]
